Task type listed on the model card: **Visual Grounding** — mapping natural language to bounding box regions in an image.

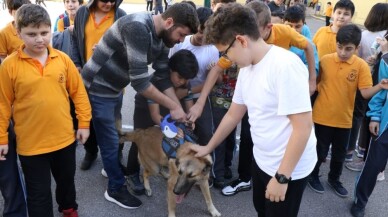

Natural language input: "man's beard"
[160,27,177,48]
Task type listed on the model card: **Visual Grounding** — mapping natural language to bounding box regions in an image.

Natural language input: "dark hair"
[205,3,259,45]
[271,10,284,20]
[15,4,51,31]
[364,3,388,32]
[63,0,84,4]
[246,1,271,27]
[6,0,30,10]
[327,2,331,5]
[336,24,361,46]
[181,0,196,9]
[197,7,212,30]
[168,49,198,80]
[334,0,355,16]
[162,3,199,35]
[212,0,236,4]
[284,5,305,23]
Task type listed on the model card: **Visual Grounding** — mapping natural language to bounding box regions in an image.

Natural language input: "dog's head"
[173,143,212,196]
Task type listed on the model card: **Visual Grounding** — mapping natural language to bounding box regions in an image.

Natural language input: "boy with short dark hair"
[313,0,355,60]
[0,4,92,217]
[308,24,388,198]
[325,2,333,26]
[54,0,84,33]
[191,3,317,217]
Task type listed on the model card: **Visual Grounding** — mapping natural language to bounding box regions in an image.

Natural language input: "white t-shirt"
[359,30,386,60]
[233,46,317,180]
[169,35,219,98]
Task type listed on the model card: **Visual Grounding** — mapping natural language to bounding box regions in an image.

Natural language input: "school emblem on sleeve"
[347,70,357,82]
[58,73,65,83]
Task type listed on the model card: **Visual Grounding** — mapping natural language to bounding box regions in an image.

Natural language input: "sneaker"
[126,173,145,195]
[350,203,365,217]
[213,178,225,189]
[62,208,78,217]
[377,172,385,181]
[355,148,365,158]
[345,160,364,172]
[307,176,324,194]
[80,152,97,170]
[101,168,108,178]
[345,153,353,162]
[224,167,233,180]
[221,178,251,196]
[327,179,348,197]
[104,185,142,209]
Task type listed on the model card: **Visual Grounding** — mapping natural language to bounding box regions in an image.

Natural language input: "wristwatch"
[275,172,291,184]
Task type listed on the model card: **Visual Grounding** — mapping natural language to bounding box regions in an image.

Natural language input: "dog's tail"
[118,130,139,144]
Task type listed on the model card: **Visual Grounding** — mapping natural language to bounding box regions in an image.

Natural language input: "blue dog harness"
[160,115,198,159]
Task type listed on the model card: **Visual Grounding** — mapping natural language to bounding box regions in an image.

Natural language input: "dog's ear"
[201,156,212,174]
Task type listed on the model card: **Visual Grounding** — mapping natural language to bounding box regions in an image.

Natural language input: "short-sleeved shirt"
[233,46,317,180]
[313,53,372,128]
[266,24,308,50]
[313,25,337,60]
[84,9,115,61]
[325,5,333,17]
[0,22,23,57]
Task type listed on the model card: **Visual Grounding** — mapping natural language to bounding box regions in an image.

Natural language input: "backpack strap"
[63,16,70,29]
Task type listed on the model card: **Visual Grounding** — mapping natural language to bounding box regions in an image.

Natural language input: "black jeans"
[238,113,254,181]
[212,106,236,181]
[252,161,308,217]
[347,91,369,152]
[354,130,388,209]
[19,142,77,217]
[311,124,350,181]
[0,122,27,217]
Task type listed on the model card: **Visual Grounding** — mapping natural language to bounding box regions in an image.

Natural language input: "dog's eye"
[178,170,183,175]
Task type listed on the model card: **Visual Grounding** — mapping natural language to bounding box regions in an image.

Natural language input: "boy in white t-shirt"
[191,3,317,217]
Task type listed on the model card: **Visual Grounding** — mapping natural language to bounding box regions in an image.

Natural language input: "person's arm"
[149,103,163,126]
[360,79,388,99]
[367,90,386,136]
[0,64,13,158]
[191,102,246,156]
[265,111,313,202]
[187,64,224,122]
[303,42,317,95]
[70,8,83,69]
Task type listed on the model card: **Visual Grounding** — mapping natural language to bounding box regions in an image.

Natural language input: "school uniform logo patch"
[58,73,65,83]
[347,70,357,82]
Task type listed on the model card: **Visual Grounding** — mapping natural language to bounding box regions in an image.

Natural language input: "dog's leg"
[167,160,178,217]
[143,169,152,197]
[199,179,221,217]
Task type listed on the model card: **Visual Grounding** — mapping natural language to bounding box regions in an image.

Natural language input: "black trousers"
[19,142,78,217]
[311,124,351,181]
[325,16,331,26]
[252,161,308,217]
[238,113,254,181]
[0,122,27,217]
[354,129,388,209]
[146,1,153,11]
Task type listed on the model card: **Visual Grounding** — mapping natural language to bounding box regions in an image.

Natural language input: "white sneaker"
[221,179,251,196]
[101,168,108,178]
[377,172,385,182]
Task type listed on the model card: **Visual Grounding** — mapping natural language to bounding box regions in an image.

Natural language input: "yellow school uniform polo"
[56,17,75,32]
[265,24,308,50]
[313,53,372,128]
[313,25,337,60]
[84,9,115,61]
[0,45,91,156]
[0,22,23,57]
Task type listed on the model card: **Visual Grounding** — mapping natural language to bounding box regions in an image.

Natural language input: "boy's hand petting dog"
[76,129,90,145]
[0,144,8,160]
[190,144,212,158]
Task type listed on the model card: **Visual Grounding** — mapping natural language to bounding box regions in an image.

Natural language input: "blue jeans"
[89,94,125,191]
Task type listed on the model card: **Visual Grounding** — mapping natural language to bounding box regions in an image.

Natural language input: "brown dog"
[119,126,221,217]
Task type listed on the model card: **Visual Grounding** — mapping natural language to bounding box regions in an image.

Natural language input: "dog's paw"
[145,189,152,197]
[209,207,221,217]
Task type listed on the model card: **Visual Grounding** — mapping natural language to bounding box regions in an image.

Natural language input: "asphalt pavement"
[0,2,387,217]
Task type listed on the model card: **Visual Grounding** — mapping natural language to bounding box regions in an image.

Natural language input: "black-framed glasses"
[221,38,236,60]
[100,0,115,3]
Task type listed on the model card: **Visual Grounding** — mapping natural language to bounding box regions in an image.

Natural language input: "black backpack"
[52,16,72,56]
